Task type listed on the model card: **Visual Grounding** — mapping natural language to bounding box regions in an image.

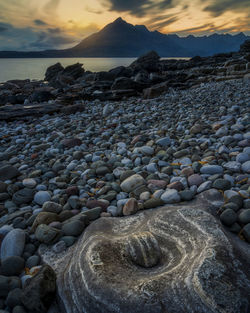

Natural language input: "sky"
[0,0,249,51]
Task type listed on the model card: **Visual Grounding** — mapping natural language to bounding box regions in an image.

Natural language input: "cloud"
[0,21,77,51]
[145,13,178,30]
[105,0,174,17]
[43,0,61,14]
[85,6,103,14]
[203,0,250,17]
[0,22,9,32]
[33,19,48,26]
[29,31,75,49]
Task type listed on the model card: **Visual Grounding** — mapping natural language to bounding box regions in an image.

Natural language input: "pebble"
[1,256,24,276]
[238,210,250,225]
[34,191,51,205]
[120,174,145,193]
[22,178,37,188]
[123,198,139,216]
[242,160,250,173]
[161,189,180,204]
[220,209,238,226]
[188,174,203,187]
[0,78,248,308]
[1,229,26,260]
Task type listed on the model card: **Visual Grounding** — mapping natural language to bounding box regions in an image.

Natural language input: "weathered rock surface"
[21,265,56,313]
[41,190,250,313]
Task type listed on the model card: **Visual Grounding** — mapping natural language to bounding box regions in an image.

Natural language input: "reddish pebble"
[31,153,38,160]
[66,186,79,196]
[131,135,141,145]
[181,167,194,177]
[167,181,184,191]
[147,180,167,189]
[123,198,138,216]
[62,138,82,148]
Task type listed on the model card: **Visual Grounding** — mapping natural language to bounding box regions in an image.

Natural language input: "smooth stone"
[236,153,250,164]
[222,202,239,212]
[26,255,40,269]
[0,275,21,297]
[200,165,223,175]
[83,207,102,221]
[0,225,13,236]
[13,188,34,205]
[42,201,62,214]
[212,179,231,191]
[140,146,154,156]
[6,288,22,308]
[140,191,151,201]
[1,229,26,260]
[62,220,85,237]
[123,198,138,216]
[161,189,180,204]
[144,198,164,209]
[223,161,241,172]
[34,191,51,205]
[31,212,60,232]
[120,174,145,193]
[220,209,237,226]
[0,165,20,181]
[35,224,61,244]
[1,256,25,276]
[188,174,203,187]
[107,205,122,217]
[179,190,195,201]
[156,137,171,147]
[238,210,250,225]
[22,179,37,188]
[242,161,250,174]
[197,181,212,193]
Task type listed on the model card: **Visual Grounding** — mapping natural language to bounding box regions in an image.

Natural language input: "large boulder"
[62,63,85,79]
[45,63,64,82]
[40,190,250,313]
[129,51,160,73]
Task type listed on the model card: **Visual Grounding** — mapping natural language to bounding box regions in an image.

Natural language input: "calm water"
[0,57,190,83]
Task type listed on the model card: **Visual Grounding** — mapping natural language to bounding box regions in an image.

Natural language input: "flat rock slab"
[0,103,62,121]
[41,190,250,313]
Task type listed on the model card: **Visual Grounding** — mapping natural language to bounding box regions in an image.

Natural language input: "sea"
[0,57,189,83]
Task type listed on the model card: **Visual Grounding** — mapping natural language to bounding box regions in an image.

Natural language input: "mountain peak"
[113,17,126,24]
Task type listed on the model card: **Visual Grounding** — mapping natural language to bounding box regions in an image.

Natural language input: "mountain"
[0,17,249,58]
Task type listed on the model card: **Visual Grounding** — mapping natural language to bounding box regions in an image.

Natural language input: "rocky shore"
[0,40,250,121]
[0,41,249,313]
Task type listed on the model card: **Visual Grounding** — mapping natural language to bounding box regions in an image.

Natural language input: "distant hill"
[0,17,249,58]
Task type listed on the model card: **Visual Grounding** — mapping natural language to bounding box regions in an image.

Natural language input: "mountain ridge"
[0,17,249,58]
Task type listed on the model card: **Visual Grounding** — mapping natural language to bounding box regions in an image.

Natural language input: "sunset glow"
[0,0,249,50]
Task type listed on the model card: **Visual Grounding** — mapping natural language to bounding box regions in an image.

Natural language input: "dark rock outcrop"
[240,40,250,53]
[45,63,64,82]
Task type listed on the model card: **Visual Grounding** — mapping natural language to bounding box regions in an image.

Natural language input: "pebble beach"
[0,52,250,311]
